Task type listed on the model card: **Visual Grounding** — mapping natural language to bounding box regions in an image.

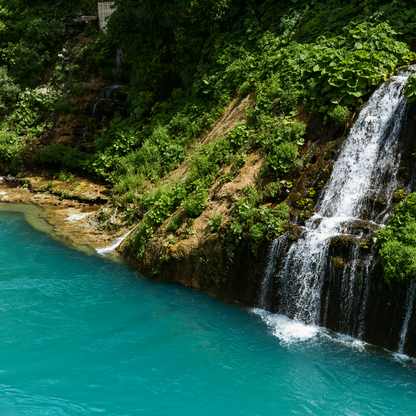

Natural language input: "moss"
[393,189,407,202]
[330,235,351,249]
[332,256,345,269]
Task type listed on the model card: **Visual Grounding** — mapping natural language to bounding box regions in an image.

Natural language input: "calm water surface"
[0,206,416,415]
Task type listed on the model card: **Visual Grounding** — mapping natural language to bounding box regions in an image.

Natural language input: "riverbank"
[0,173,117,252]
[1,167,416,360]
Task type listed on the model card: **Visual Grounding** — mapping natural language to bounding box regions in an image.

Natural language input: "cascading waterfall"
[98,47,124,102]
[96,224,139,254]
[115,47,123,73]
[92,102,98,118]
[100,84,123,101]
[259,68,416,335]
[356,248,375,338]
[259,233,290,310]
[398,280,416,354]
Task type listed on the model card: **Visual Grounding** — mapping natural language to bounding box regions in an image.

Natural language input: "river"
[0,206,415,415]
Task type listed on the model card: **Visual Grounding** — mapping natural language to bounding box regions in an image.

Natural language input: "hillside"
[2,0,416,353]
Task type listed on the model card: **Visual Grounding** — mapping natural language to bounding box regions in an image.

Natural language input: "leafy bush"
[167,213,182,233]
[0,131,23,162]
[127,220,155,261]
[328,105,350,127]
[255,75,300,115]
[226,123,252,151]
[404,74,416,103]
[34,143,71,166]
[256,118,306,174]
[34,143,87,169]
[183,187,208,218]
[209,214,223,233]
[225,185,289,265]
[0,67,20,112]
[114,171,146,195]
[186,154,218,187]
[266,142,299,174]
[0,0,74,87]
[264,181,280,198]
[376,193,416,283]
[63,148,88,168]
[5,88,56,137]
[56,97,71,114]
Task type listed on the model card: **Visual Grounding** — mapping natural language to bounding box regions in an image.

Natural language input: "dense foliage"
[377,194,416,283]
[0,0,82,86]
[1,0,416,278]
[91,0,415,188]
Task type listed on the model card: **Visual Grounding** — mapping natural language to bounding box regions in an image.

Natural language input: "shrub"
[56,97,71,114]
[256,75,300,115]
[114,171,146,195]
[187,154,218,187]
[34,144,71,166]
[266,142,299,174]
[404,73,416,103]
[209,214,223,233]
[127,220,155,261]
[376,193,416,283]
[34,144,87,169]
[264,181,280,198]
[64,148,88,168]
[328,105,350,127]
[183,187,208,218]
[0,67,20,112]
[0,131,23,162]
[167,213,183,233]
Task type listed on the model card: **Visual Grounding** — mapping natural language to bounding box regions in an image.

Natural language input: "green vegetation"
[404,73,416,103]
[225,185,289,266]
[1,0,416,278]
[0,67,20,112]
[209,215,223,233]
[376,194,416,283]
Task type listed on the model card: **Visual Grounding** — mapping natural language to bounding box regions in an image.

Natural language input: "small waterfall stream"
[96,224,139,254]
[398,280,416,354]
[259,68,416,349]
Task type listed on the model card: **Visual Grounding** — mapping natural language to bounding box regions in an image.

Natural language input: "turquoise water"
[1,207,416,415]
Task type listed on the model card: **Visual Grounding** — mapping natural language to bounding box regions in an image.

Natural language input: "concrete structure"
[98,2,115,32]
[74,16,98,28]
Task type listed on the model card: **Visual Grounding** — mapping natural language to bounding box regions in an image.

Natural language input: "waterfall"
[98,47,124,102]
[259,67,415,327]
[115,47,123,72]
[259,233,290,310]
[397,280,416,354]
[96,224,139,254]
[100,84,123,101]
[339,243,360,333]
[92,102,98,118]
[357,249,376,338]
[113,46,123,84]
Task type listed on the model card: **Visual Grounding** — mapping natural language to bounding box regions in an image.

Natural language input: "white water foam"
[397,280,416,353]
[320,331,368,352]
[96,224,139,254]
[252,307,371,352]
[252,308,319,345]
[250,308,416,363]
[393,352,415,363]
